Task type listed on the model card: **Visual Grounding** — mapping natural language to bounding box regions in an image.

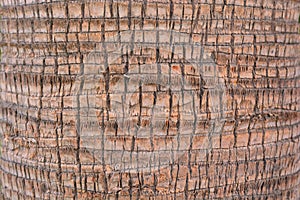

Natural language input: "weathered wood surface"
[0,0,299,199]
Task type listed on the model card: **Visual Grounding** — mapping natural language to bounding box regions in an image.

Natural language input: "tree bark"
[0,0,299,199]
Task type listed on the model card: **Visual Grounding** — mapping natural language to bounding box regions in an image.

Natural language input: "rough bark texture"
[0,0,299,199]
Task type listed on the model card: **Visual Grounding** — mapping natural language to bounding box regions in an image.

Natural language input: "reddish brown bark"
[0,0,299,199]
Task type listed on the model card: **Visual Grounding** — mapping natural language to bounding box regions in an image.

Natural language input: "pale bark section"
[0,0,299,199]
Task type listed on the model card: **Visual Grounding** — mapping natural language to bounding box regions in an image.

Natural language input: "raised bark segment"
[0,0,299,199]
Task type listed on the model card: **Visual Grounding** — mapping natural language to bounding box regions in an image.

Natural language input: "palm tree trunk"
[0,0,299,199]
